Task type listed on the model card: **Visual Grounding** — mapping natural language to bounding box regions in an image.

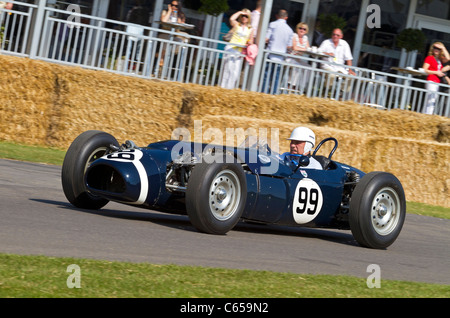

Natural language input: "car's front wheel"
[61,130,119,209]
[349,172,406,249]
[186,155,247,234]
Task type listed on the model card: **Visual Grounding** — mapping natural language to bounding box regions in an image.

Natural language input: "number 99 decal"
[293,178,323,224]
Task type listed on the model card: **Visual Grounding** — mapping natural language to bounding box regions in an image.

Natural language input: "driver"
[279,127,323,170]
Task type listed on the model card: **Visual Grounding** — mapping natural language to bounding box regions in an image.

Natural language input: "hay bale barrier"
[0,55,449,207]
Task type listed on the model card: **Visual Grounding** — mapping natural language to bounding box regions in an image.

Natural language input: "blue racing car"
[62,130,406,249]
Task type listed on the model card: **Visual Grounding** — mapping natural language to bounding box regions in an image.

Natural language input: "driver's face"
[290,140,307,155]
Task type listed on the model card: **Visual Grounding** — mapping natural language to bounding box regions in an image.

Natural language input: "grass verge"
[1,253,449,298]
[0,141,66,165]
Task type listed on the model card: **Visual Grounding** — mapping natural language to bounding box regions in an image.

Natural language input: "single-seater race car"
[62,130,406,249]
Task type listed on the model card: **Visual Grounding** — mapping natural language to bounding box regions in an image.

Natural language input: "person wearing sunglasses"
[161,1,185,24]
[318,28,355,76]
[158,1,186,68]
[220,9,254,89]
[287,22,311,90]
[316,28,355,99]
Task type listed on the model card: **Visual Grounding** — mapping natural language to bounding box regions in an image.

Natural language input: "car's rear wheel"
[62,130,119,209]
[186,155,247,234]
[349,172,406,249]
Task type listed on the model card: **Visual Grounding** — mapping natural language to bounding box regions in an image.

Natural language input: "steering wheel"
[285,154,310,173]
[312,137,338,159]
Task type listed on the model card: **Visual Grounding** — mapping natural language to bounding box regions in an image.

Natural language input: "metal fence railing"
[1,1,449,117]
[37,6,250,89]
[261,51,450,116]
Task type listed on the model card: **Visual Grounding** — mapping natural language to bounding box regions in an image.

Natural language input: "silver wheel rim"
[83,147,109,173]
[209,170,241,221]
[371,187,401,236]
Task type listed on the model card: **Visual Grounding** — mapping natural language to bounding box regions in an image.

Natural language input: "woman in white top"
[293,22,310,51]
[288,22,310,90]
[220,9,254,89]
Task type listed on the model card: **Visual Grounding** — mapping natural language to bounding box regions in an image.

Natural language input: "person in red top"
[422,42,450,114]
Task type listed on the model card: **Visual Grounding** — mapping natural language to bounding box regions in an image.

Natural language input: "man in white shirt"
[266,10,294,61]
[319,28,356,75]
[262,9,294,94]
[251,0,261,41]
[279,127,323,170]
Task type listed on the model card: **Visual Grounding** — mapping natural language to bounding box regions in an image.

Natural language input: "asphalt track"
[1,158,449,285]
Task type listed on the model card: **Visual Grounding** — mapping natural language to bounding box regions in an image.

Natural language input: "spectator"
[287,22,310,90]
[319,28,355,75]
[262,9,294,94]
[422,42,450,114]
[158,1,186,68]
[0,2,12,10]
[251,0,262,41]
[220,9,254,89]
[123,2,149,72]
[160,0,185,24]
[292,22,310,51]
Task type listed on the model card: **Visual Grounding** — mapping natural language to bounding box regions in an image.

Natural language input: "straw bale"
[0,57,55,144]
[0,55,448,207]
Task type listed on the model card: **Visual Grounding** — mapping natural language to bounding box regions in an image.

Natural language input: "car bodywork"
[62,131,406,249]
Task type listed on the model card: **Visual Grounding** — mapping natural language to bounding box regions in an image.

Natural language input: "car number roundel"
[104,149,149,205]
[292,178,323,224]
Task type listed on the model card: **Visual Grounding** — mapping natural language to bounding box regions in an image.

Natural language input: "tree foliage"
[397,28,426,52]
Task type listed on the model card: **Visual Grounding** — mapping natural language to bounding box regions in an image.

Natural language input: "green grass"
[406,201,449,219]
[1,253,448,298]
[0,141,66,165]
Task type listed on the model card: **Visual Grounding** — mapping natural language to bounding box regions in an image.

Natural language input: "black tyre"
[349,172,406,249]
[186,155,247,234]
[61,130,119,209]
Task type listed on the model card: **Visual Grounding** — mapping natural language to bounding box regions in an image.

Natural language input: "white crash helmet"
[287,127,316,154]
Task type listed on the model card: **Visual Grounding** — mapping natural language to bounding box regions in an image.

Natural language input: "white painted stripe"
[132,156,148,205]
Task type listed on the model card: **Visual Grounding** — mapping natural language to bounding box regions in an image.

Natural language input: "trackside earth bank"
[0,55,449,207]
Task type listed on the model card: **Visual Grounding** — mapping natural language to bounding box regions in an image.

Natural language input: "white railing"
[262,51,450,116]
[36,6,250,89]
[0,2,34,56]
[1,1,449,117]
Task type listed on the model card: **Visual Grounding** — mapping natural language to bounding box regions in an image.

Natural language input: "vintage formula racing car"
[62,130,406,249]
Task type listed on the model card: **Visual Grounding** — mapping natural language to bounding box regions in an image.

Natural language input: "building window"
[416,0,450,20]
[313,0,362,48]
[358,0,410,72]
[107,0,154,25]
[47,0,94,15]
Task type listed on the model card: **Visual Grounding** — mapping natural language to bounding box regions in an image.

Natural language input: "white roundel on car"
[292,178,323,224]
[105,149,148,205]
